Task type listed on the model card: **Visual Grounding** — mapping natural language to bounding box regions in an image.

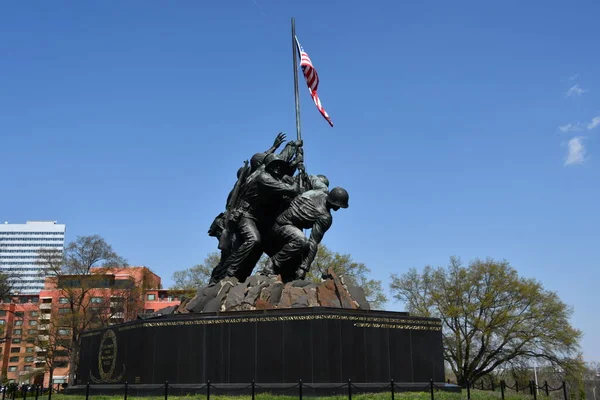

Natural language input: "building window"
[8,366,16,372]
[59,297,68,304]
[23,365,32,371]
[10,348,20,354]
[0,320,5,325]
[58,308,70,314]
[147,294,156,301]
[12,329,21,336]
[27,329,37,335]
[25,348,34,353]
[29,320,37,326]
[0,311,6,317]
[14,320,23,326]
[24,356,33,362]
[58,329,70,336]
[90,297,103,304]
[12,339,21,344]
[9,357,18,362]
[15,312,24,318]
[29,311,39,317]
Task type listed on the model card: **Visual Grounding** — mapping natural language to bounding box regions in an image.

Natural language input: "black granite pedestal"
[75,307,446,393]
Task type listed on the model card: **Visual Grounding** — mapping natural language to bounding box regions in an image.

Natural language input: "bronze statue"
[264,187,348,280]
[207,133,348,285]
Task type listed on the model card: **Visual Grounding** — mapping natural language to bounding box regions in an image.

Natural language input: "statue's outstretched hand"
[273,132,287,148]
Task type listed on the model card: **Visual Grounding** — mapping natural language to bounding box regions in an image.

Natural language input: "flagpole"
[291,17,302,142]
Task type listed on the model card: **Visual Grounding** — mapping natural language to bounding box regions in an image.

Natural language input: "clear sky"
[1,1,599,361]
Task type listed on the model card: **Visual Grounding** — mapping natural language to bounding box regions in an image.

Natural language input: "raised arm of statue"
[266,132,287,154]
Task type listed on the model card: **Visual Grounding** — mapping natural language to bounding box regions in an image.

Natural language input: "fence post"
[2,385,6,400]
[163,381,168,400]
[85,382,89,400]
[544,381,549,397]
[481,381,485,390]
[430,379,434,400]
[516,381,519,393]
[22,386,26,400]
[391,379,395,400]
[299,379,303,400]
[562,381,567,400]
[466,380,471,400]
[206,380,210,400]
[123,382,128,400]
[530,381,533,396]
[500,380,505,400]
[35,386,39,400]
[533,381,538,400]
[491,379,495,392]
[251,380,255,400]
[347,379,352,400]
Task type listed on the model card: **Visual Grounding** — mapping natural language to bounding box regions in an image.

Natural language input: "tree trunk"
[48,367,54,393]
[67,343,79,386]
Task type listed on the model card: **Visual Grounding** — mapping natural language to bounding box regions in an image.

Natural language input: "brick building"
[0,266,181,387]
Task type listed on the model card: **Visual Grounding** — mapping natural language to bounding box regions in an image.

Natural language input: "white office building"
[0,221,66,294]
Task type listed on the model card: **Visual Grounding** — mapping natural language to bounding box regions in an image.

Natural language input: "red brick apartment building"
[0,267,182,387]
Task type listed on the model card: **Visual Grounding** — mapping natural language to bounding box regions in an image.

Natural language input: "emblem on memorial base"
[90,329,125,383]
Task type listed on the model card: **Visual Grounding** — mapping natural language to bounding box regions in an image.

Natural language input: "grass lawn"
[46,389,535,400]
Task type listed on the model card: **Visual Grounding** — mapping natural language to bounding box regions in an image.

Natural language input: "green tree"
[170,253,218,292]
[306,245,387,309]
[389,257,582,386]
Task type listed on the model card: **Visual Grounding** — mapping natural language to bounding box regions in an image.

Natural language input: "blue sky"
[1,1,599,361]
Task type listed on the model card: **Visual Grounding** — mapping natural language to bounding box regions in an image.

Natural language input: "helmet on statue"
[263,153,288,170]
[250,152,267,171]
[327,187,349,209]
[316,174,330,188]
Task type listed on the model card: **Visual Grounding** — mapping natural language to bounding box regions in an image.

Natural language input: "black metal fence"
[468,379,569,400]
[0,378,571,399]
[77,380,457,399]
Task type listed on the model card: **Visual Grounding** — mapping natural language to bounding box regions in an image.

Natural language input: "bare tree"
[36,235,128,386]
[63,235,126,275]
[26,313,71,390]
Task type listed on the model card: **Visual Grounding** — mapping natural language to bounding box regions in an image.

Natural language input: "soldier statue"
[262,187,349,280]
[207,132,349,284]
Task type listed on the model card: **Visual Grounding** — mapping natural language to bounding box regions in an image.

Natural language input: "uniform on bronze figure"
[207,133,348,285]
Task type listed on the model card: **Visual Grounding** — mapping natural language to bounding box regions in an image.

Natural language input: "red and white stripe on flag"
[295,36,333,127]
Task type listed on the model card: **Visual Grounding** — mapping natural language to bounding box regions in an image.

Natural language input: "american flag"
[295,36,333,127]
